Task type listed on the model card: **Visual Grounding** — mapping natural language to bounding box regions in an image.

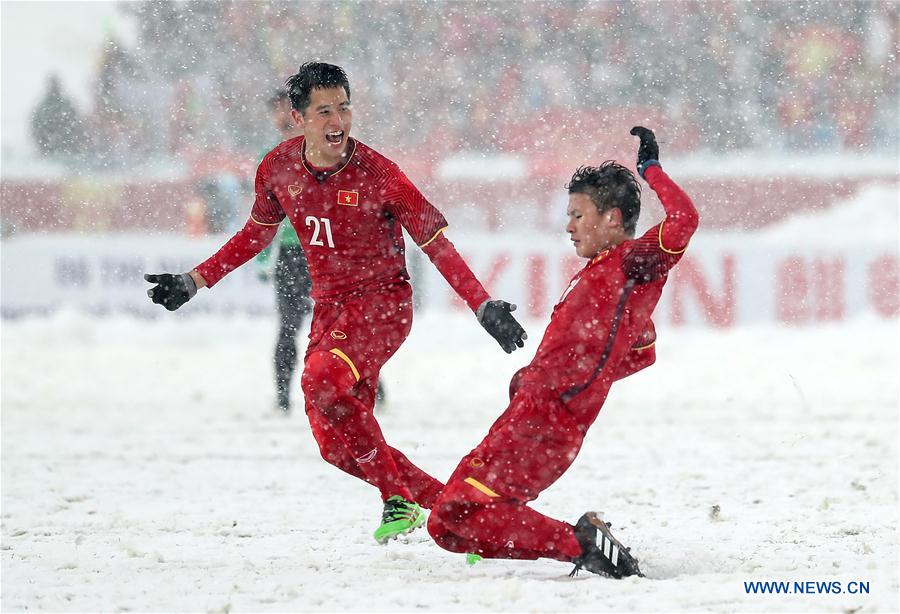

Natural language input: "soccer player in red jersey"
[144,63,526,543]
[427,127,699,578]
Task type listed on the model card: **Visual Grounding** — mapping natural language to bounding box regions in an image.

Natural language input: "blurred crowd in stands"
[28,1,897,171]
[10,0,900,235]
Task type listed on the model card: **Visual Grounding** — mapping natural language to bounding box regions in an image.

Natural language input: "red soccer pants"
[300,281,443,507]
[427,389,588,562]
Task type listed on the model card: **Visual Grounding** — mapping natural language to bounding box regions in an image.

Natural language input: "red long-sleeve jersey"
[514,165,699,423]
[195,137,489,310]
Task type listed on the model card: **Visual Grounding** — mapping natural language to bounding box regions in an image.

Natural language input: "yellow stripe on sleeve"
[658,220,689,255]
[329,348,361,382]
[631,341,656,351]
[250,214,283,227]
[419,226,448,248]
[464,477,500,498]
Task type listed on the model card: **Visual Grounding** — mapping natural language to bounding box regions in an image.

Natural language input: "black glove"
[476,300,527,353]
[144,272,197,311]
[630,126,660,179]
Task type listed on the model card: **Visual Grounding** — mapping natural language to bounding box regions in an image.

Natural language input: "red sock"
[428,484,582,562]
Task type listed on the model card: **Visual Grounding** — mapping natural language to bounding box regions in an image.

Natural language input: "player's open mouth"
[326,131,344,145]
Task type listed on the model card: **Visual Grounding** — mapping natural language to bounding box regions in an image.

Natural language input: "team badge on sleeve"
[338,190,359,206]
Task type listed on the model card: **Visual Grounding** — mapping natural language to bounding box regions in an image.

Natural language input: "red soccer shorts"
[305,280,413,401]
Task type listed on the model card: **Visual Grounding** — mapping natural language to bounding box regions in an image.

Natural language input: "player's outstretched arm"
[630,126,699,251]
[145,215,278,311]
[421,233,527,353]
[193,216,280,288]
[384,163,528,352]
[146,152,285,312]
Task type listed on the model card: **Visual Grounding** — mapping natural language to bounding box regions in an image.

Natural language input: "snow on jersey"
[525,165,699,419]
[252,137,447,301]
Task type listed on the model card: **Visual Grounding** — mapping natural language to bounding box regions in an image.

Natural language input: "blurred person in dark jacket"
[255,89,313,414]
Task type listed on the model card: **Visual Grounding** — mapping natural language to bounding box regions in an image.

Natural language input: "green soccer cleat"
[373,495,426,544]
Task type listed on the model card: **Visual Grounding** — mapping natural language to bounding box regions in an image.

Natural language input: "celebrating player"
[255,88,388,415]
[144,62,526,543]
[426,127,699,578]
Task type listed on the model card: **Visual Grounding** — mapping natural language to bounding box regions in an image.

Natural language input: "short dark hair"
[565,161,642,236]
[284,62,351,114]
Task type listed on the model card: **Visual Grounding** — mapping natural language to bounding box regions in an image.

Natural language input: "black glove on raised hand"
[144,272,197,311]
[630,126,660,179]
[476,300,527,353]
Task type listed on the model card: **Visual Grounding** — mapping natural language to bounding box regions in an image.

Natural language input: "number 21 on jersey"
[306,216,335,248]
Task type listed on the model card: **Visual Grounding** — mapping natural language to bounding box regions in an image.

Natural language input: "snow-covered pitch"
[2,308,897,612]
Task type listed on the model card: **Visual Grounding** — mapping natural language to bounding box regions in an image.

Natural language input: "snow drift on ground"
[2,308,897,612]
